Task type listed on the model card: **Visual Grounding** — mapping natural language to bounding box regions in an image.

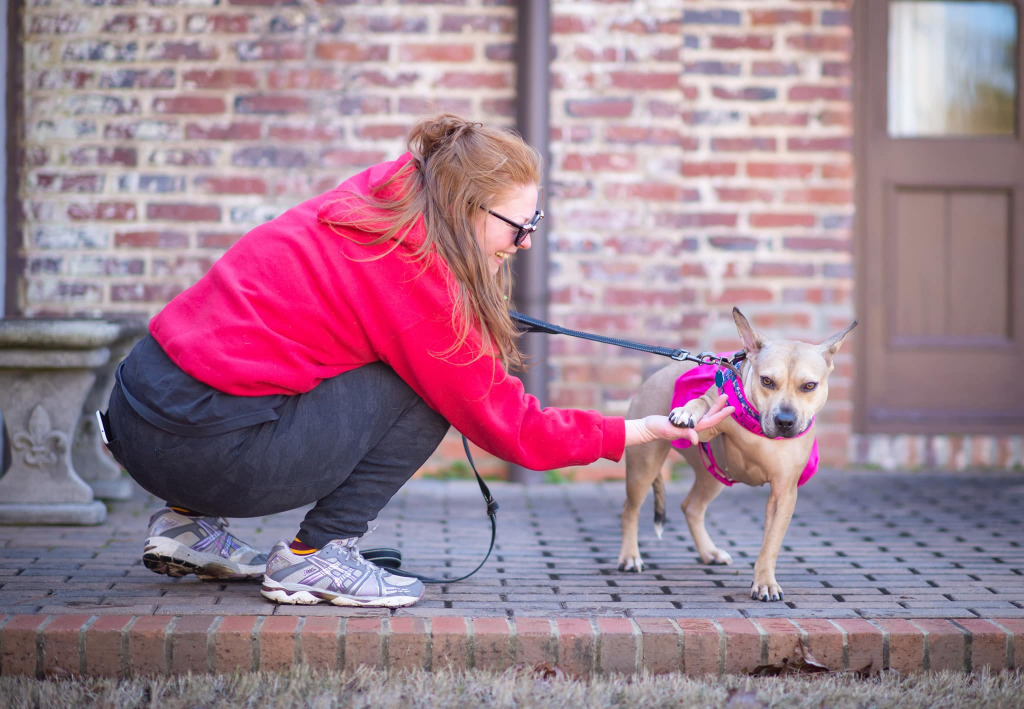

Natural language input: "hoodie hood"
[315,152,427,248]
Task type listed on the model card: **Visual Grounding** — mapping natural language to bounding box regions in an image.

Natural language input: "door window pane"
[889,1,1018,136]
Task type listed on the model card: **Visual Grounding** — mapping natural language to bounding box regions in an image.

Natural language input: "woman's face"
[475,183,540,276]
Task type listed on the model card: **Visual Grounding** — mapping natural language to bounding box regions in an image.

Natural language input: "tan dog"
[618,308,857,601]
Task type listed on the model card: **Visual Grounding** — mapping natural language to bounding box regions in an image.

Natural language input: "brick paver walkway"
[2,469,1022,676]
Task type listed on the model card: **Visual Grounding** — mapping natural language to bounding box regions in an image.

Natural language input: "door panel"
[857,0,1024,433]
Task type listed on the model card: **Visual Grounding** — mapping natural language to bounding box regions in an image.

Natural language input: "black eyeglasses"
[481,206,544,247]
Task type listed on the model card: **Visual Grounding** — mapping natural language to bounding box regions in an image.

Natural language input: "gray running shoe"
[142,508,267,581]
[261,538,424,608]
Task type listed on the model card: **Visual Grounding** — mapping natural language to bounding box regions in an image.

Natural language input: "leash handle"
[362,435,498,584]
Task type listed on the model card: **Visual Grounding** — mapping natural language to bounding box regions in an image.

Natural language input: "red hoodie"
[150,153,625,470]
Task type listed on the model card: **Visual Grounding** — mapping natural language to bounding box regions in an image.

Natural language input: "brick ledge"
[0,615,1019,677]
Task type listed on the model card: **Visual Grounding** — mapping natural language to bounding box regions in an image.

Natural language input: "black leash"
[362,311,744,583]
[509,311,746,374]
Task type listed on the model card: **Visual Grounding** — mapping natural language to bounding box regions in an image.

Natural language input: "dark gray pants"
[106,363,450,548]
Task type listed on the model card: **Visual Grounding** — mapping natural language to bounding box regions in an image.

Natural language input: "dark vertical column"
[509,0,551,483]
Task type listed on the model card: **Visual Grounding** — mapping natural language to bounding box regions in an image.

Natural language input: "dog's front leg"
[751,485,798,602]
[668,385,721,442]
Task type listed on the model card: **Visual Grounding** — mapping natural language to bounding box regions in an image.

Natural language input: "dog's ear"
[818,320,858,367]
[732,307,765,355]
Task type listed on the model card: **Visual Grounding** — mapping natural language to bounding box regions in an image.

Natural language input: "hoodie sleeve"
[371,276,625,471]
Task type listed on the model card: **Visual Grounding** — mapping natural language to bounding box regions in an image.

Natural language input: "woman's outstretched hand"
[623,394,733,447]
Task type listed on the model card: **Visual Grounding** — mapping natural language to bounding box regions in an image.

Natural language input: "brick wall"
[11,0,1022,476]
[547,0,860,478]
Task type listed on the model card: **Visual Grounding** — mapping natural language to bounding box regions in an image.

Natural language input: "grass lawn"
[1,666,1022,708]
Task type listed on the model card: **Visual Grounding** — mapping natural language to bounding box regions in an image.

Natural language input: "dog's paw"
[750,579,784,602]
[699,548,732,566]
[617,555,644,573]
[669,407,696,428]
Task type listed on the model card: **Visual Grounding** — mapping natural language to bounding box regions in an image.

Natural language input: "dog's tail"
[652,474,666,539]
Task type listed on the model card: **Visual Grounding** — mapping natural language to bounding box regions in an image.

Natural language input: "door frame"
[853,0,1024,434]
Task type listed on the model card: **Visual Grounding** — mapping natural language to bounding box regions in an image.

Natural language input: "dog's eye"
[760,376,774,388]
[802,382,818,391]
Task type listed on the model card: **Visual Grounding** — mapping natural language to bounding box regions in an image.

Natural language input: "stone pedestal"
[0,319,141,525]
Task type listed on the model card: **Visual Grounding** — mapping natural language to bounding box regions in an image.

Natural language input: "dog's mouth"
[761,418,810,439]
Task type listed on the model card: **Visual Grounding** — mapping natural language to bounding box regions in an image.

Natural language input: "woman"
[104,114,732,608]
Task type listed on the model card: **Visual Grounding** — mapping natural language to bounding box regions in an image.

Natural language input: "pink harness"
[670,361,819,487]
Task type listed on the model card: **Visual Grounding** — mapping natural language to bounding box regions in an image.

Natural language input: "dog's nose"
[774,410,797,431]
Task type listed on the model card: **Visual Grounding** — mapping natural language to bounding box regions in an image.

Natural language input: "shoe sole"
[260,579,422,608]
[143,538,264,581]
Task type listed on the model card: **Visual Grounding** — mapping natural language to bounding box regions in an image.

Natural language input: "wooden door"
[856,0,1024,434]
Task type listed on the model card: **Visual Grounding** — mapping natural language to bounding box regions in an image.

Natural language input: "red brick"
[955,620,1007,672]
[712,137,777,152]
[719,619,762,674]
[186,13,254,34]
[750,111,810,127]
[513,618,554,666]
[297,617,341,670]
[235,94,308,115]
[717,187,774,203]
[40,615,90,677]
[430,617,469,671]
[183,69,260,90]
[552,15,591,33]
[399,44,472,62]
[608,72,679,90]
[145,40,218,61]
[682,161,737,178]
[213,616,257,674]
[788,136,852,152]
[750,213,815,228]
[786,34,851,53]
[472,618,513,671]
[321,149,388,168]
[877,619,924,673]
[267,69,341,91]
[236,40,307,61]
[555,618,595,677]
[147,203,221,222]
[679,619,720,676]
[636,618,680,674]
[198,231,244,249]
[751,9,813,26]
[995,619,1024,669]
[748,162,814,179]
[170,616,216,674]
[387,617,428,671]
[562,153,637,173]
[153,96,226,115]
[792,619,844,671]
[788,85,850,101]
[185,121,261,141]
[193,176,266,195]
[128,616,172,676]
[914,620,966,672]
[115,229,188,249]
[708,287,773,305]
[84,616,132,678]
[565,98,633,119]
[436,72,510,89]
[596,618,637,674]
[784,188,852,205]
[605,183,698,203]
[2,616,47,676]
[345,618,383,670]
[711,34,774,51]
[750,262,815,278]
[755,619,802,667]
[259,616,299,672]
[111,283,184,303]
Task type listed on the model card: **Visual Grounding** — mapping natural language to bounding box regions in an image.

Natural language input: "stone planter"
[0,319,145,524]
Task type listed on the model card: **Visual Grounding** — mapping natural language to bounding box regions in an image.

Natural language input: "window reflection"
[889,1,1018,136]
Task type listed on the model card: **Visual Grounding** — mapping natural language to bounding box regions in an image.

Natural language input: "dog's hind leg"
[618,439,671,572]
[680,449,732,565]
